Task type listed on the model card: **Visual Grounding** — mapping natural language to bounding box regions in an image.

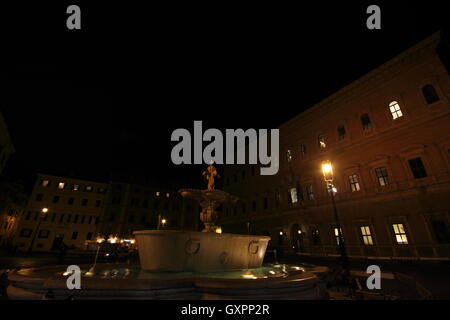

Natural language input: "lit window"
[85,186,93,192]
[40,180,50,187]
[360,226,374,245]
[389,101,403,120]
[318,135,326,149]
[289,188,298,204]
[392,223,408,244]
[166,193,170,198]
[361,114,372,130]
[337,126,346,140]
[72,184,80,191]
[408,157,427,179]
[375,167,389,186]
[348,174,361,192]
[286,149,293,162]
[422,85,440,104]
[156,191,160,197]
[334,227,344,245]
[306,185,314,201]
[58,182,65,190]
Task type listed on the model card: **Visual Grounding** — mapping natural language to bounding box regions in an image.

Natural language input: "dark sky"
[2,1,449,190]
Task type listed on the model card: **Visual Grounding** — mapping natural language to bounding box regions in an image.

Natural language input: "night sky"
[2,1,448,191]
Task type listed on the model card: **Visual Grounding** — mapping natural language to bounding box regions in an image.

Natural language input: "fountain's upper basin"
[133,230,270,272]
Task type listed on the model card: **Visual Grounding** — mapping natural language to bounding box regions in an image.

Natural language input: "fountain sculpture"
[133,163,271,272]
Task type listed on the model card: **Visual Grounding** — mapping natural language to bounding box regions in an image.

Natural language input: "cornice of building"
[280,31,442,133]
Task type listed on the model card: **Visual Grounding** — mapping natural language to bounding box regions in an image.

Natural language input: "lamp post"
[161,218,167,229]
[28,207,49,253]
[321,161,350,277]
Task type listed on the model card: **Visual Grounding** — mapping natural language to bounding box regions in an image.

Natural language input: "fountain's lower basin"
[133,230,270,272]
[7,263,329,300]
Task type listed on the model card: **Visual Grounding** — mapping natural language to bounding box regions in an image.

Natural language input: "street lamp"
[28,207,49,253]
[161,218,167,229]
[321,161,350,277]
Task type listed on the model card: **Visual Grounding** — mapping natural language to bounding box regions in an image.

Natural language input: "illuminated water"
[78,264,308,280]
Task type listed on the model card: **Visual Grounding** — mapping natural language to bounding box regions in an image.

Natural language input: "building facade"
[13,174,108,251]
[222,32,450,261]
[13,174,200,251]
[98,180,199,238]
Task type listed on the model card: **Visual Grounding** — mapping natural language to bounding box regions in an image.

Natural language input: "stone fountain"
[133,163,271,272]
[6,164,328,300]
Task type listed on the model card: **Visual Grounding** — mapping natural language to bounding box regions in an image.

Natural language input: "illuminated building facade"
[222,32,450,261]
[13,174,108,251]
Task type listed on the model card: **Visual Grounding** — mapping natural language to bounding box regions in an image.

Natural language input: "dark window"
[95,217,99,224]
[26,211,32,220]
[252,200,257,212]
[109,213,115,222]
[375,167,389,186]
[81,199,88,206]
[361,114,372,130]
[300,144,307,157]
[80,216,85,224]
[88,216,93,224]
[242,170,246,180]
[52,196,60,203]
[143,199,149,208]
[86,232,93,240]
[422,85,440,104]
[72,232,78,240]
[233,174,237,183]
[233,207,237,216]
[129,215,134,223]
[141,216,146,224]
[431,220,450,244]
[306,185,315,200]
[225,208,229,217]
[20,228,32,238]
[408,158,428,179]
[251,166,255,176]
[275,189,281,207]
[95,200,102,207]
[337,126,346,140]
[311,229,321,245]
[73,215,79,223]
[59,214,65,223]
[38,230,50,238]
[263,197,268,210]
[68,197,75,205]
[242,203,246,214]
[36,193,44,202]
[67,214,72,223]
[51,213,57,222]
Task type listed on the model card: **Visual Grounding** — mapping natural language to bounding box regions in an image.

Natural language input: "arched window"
[422,85,440,104]
[389,101,403,120]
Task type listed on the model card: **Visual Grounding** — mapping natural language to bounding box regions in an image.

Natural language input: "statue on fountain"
[202,162,220,190]
[179,163,238,232]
